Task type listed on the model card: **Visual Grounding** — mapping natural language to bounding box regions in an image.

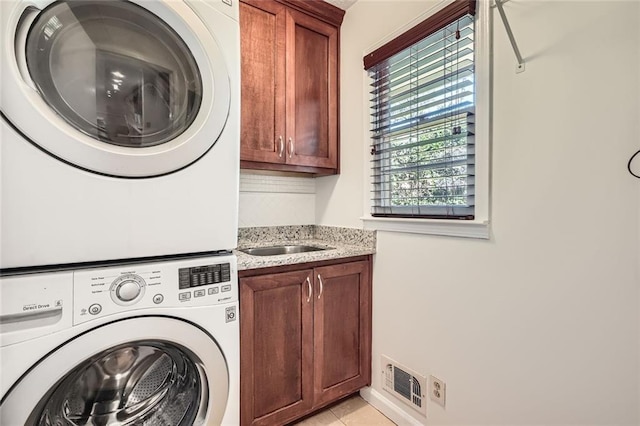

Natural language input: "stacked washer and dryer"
[0,0,240,424]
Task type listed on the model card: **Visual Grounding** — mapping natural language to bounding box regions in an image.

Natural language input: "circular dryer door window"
[26,1,203,149]
[1,0,231,177]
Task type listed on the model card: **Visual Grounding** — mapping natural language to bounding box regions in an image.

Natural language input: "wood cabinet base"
[240,256,372,426]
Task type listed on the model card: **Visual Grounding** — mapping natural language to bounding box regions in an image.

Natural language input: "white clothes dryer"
[0,0,240,270]
[0,253,239,425]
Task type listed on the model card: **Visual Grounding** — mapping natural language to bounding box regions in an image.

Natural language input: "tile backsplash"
[240,172,316,194]
[238,172,316,227]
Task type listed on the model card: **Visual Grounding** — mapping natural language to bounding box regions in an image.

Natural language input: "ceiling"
[324,0,358,10]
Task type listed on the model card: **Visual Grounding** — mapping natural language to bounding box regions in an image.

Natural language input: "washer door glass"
[25,0,202,148]
[31,342,205,425]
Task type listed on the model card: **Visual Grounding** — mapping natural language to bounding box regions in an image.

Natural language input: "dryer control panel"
[73,255,238,326]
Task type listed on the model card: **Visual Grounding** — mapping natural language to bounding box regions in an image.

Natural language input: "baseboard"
[359,387,425,425]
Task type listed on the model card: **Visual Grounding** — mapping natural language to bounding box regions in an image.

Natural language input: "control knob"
[111,274,146,305]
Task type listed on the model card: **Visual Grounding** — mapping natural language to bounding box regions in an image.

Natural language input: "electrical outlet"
[429,375,446,407]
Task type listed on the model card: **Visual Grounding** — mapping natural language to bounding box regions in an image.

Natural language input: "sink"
[240,245,332,256]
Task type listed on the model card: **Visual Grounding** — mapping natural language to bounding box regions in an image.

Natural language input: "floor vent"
[381,355,427,416]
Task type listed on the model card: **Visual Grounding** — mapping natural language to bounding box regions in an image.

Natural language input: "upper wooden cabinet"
[239,0,344,175]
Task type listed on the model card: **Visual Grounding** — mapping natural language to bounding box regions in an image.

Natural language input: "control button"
[117,280,141,302]
[153,294,164,304]
[89,304,102,315]
[179,292,191,301]
[194,289,206,298]
[208,287,219,295]
[221,285,232,293]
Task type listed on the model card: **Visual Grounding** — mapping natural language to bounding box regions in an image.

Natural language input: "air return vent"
[381,355,427,416]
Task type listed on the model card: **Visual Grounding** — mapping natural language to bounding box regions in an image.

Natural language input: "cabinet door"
[240,269,314,426]
[240,0,287,164]
[313,261,372,406]
[285,8,338,169]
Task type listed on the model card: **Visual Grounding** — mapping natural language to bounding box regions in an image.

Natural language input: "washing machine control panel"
[73,255,238,325]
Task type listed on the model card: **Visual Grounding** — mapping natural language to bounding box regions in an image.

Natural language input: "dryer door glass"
[31,342,206,425]
[25,0,202,148]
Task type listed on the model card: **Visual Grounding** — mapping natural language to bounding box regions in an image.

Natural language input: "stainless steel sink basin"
[240,245,332,256]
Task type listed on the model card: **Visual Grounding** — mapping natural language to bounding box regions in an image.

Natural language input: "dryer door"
[0,0,231,177]
[0,317,230,425]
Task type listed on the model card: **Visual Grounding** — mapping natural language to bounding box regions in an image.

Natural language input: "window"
[362,0,489,238]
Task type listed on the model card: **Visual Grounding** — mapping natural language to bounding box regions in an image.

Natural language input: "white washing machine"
[0,0,240,270]
[0,253,239,425]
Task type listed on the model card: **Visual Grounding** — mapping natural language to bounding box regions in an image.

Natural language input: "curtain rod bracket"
[494,0,525,73]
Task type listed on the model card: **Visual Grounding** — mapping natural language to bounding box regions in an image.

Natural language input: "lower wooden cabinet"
[239,256,372,426]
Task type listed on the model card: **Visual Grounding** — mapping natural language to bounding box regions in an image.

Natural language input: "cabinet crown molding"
[275,0,345,26]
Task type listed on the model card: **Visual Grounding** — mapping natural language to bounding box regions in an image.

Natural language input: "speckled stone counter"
[236,226,376,270]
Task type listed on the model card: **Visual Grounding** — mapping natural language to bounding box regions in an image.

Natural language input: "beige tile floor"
[292,395,396,425]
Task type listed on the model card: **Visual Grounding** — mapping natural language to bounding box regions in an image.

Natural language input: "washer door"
[0,0,231,177]
[0,317,229,425]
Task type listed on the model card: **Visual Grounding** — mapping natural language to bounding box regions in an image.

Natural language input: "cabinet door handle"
[317,274,323,299]
[278,135,284,158]
[306,276,312,303]
[288,137,294,158]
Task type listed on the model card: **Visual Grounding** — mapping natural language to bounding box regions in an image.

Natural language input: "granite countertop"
[235,225,376,271]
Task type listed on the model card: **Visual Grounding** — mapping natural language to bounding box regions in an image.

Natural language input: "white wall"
[317,0,640,424]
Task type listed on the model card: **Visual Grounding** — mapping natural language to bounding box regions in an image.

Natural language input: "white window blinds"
[364,1,476,219]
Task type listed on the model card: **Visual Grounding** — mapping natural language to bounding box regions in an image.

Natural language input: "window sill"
[361,216,490,239]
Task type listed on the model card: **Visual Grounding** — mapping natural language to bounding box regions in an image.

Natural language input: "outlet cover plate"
[429,375,446,407]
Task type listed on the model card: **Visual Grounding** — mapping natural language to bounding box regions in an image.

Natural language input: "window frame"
[361,0,491,239]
